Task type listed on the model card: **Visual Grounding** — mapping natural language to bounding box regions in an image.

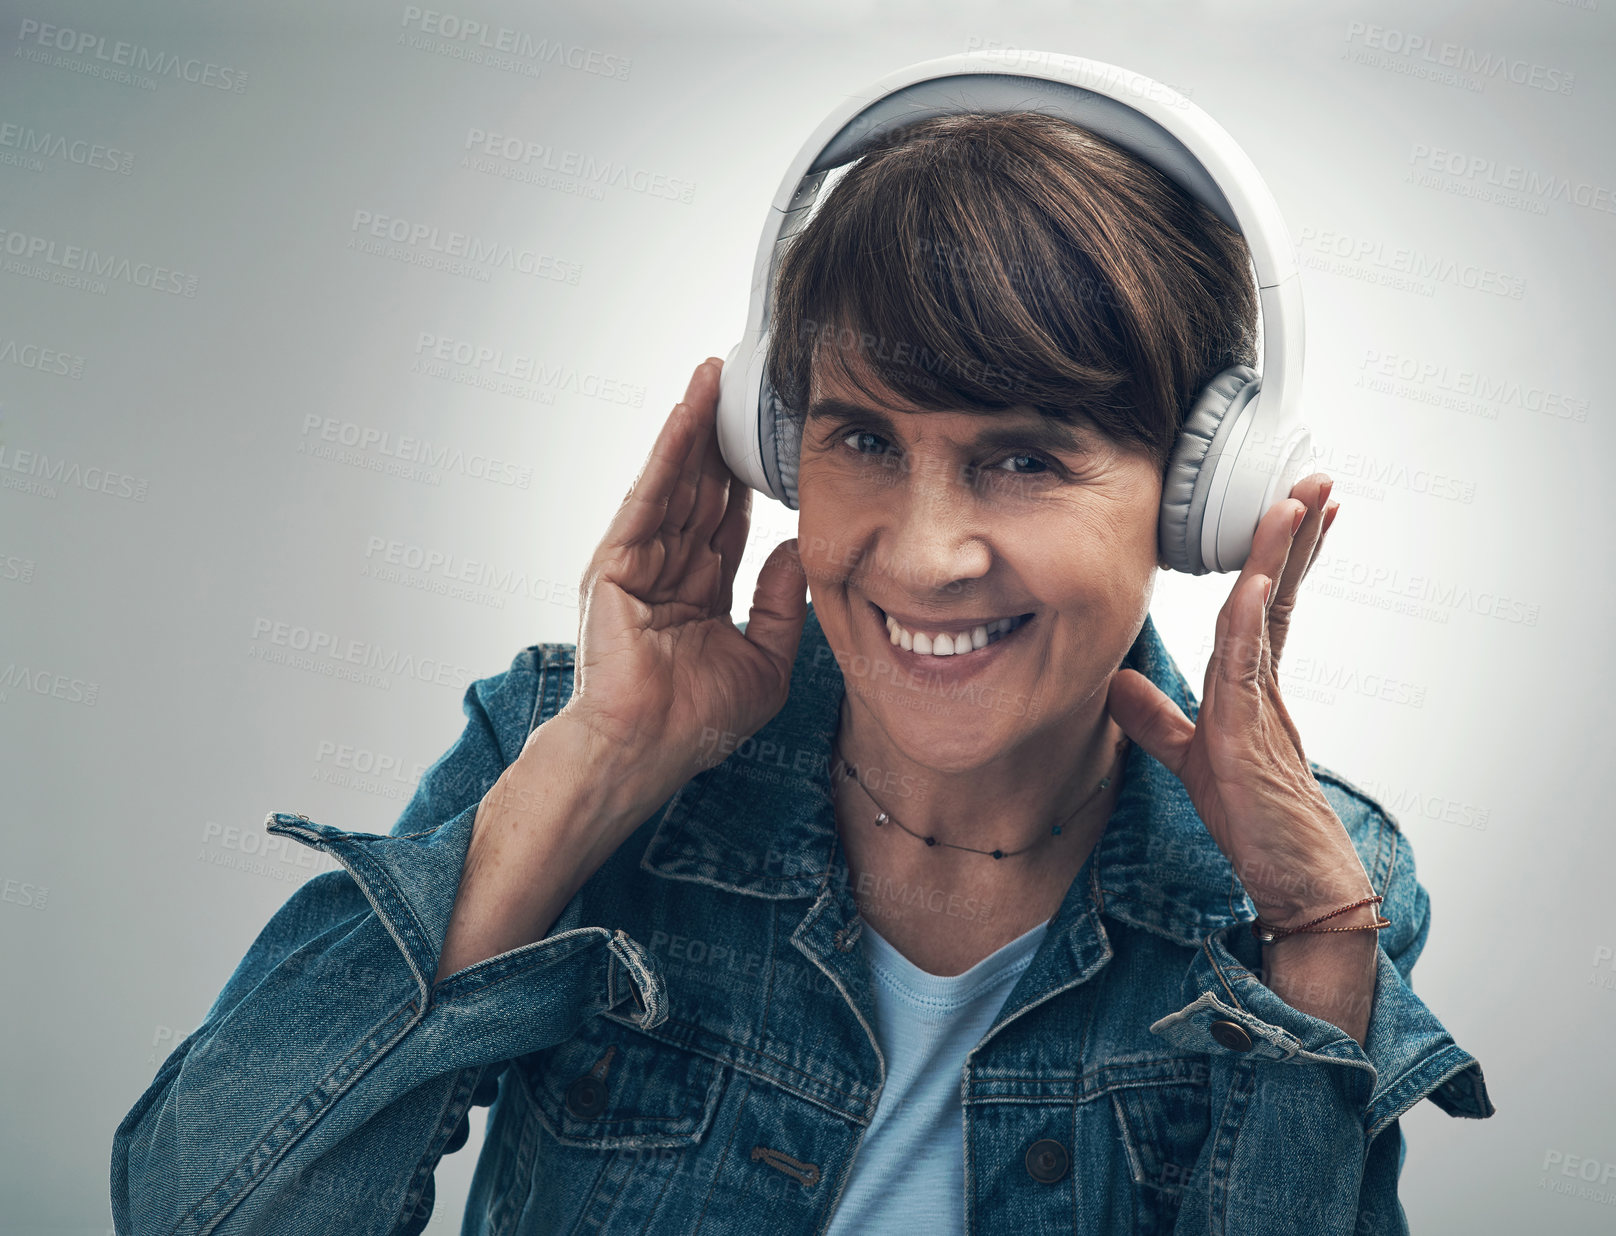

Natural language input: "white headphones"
[714,50,1315,575]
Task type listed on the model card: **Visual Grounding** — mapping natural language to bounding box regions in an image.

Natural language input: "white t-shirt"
[824,915,1051,1233]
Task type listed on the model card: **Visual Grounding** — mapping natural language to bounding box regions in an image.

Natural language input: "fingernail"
[1290,505,1306,535]
[1319,479,1335,507]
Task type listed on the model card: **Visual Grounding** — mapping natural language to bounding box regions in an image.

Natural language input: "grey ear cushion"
[1159,365,1261,575]
[768,376,801,510]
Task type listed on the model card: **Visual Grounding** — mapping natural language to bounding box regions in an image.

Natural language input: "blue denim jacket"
[112,604,1494,1235]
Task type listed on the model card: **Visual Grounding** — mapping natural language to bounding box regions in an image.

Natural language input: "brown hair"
[765,111,1259,474]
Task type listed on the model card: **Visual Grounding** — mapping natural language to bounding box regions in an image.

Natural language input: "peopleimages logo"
[1343,22,1574,95]
[249,617,474,692]
[0,334,87,379]
[0,662,100,706]
[1310,550,1541,627]
[362,533,583,608]
[462,128,694,203]
[0,438,149,501]
[0,552,37,585]
[14,18,249,92]
[413,332,646,406]
[1352,776,1490,832]
[1357,348,1588,422]
[348,210,582,284]
[0,223,198,296]
[1408,143,1616,215]
[1295,226,1525,300]
[311,739,432,801]
[0,120,134,174]
[297,414,535,490]
[398,7,630,80]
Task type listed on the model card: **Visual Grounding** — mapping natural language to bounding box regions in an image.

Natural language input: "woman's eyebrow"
[805,397,1096,453]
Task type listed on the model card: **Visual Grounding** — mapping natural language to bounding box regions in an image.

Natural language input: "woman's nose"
[879,454,991,589]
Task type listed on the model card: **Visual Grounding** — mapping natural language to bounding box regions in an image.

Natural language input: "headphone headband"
[716,51,1311,573]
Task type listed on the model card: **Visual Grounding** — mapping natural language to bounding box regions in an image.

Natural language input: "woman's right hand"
[439,359,807,980]
[549,356,809,791]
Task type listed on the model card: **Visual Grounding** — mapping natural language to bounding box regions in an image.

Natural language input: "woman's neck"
[830,692,1128,971]
[830,691,1127,872]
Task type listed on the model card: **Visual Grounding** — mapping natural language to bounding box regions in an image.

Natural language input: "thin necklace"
[830,730,1131,860]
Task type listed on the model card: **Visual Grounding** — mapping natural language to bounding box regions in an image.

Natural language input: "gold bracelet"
[1251,894,1390,944]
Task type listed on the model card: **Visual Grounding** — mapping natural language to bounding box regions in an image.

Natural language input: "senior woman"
[113,113,1491,1234]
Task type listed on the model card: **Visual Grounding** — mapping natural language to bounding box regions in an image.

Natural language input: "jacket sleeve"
[110,648,669,1236]
[1147,779,1495,1236]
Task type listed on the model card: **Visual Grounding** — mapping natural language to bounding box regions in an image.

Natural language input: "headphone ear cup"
[716,333,789,504]
[1158,365,1261,575]
[766,367,801,511]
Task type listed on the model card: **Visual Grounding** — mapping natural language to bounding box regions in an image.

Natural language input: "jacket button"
[1025,1138,1070,1184]
[565,1075,608,1119]
[1209,1019,1254,1052]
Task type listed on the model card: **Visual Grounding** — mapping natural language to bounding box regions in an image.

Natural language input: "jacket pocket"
[475,1019,730,1233]
[516,1013,728,1150]
[1102,1059,1211,1235]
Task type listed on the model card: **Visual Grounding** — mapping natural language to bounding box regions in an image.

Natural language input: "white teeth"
[884,612,1025,656]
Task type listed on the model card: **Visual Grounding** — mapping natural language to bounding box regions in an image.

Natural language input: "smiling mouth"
[872,601,1036,658]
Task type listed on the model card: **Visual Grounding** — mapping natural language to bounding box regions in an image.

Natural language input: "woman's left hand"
[1105,472,1370,930]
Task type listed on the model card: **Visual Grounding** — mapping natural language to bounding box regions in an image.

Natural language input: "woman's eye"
[840,429,891,456]
[833,432,1063,484]
[990,453,1051,475]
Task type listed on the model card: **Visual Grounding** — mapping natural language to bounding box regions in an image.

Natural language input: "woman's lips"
[867,599,1035,670]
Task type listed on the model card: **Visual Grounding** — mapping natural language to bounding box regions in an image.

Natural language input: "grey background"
[1,1,1610,1232]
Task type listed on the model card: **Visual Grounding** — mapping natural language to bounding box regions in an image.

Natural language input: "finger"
[1106,668,1196,779]
[1302,500,1339,578]
[685,369,741,551]
[1202,548,1251,721]
[1214,572,1270,733]
[600,362,714,550]
[1229,494,1302,645]
[660,425,706,535]
[1205,494,1294,717]
[1203,581,1233,722]
[1273,473,1331,601]
[744,539,809,679]
[1268,474,1333,665]
[661,363,722,534]
[711,475,754,614]
[1200,642,1218,725]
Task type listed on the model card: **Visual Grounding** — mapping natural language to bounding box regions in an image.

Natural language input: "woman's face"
[795,357,1166,773]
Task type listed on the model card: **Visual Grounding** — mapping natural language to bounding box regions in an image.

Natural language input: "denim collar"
[640,603,1255,948]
